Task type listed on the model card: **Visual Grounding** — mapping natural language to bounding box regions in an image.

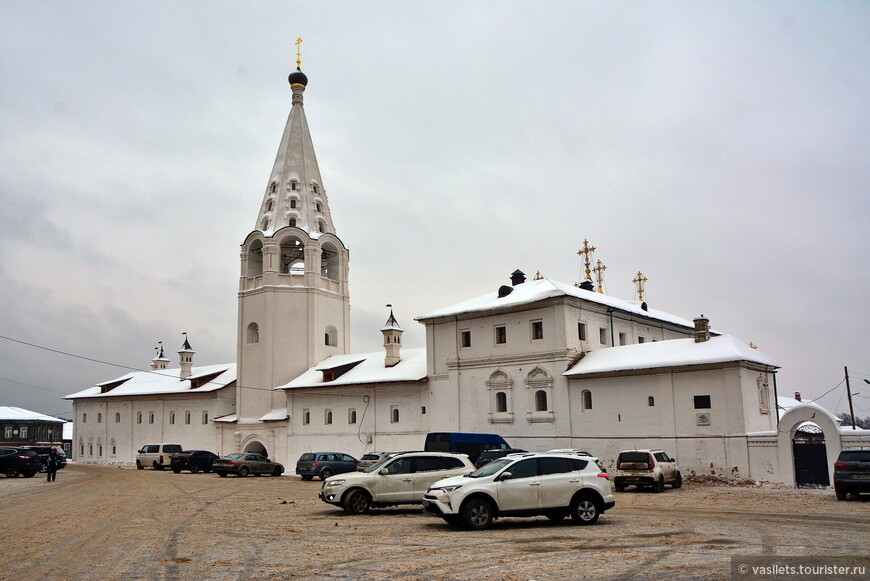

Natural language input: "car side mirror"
[379,468,389,476]
[498,472,513,481]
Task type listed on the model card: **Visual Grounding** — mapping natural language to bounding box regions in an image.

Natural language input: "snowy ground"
[1,464,868,580]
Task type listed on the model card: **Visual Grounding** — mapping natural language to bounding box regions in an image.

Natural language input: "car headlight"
[326,479,346,487]
[430,484,463,493]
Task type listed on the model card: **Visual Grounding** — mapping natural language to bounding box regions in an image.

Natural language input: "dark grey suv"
[296,452,358,480]
[834,448,870,500]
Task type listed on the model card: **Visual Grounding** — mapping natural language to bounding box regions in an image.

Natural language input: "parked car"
[0,447,43,478]
[424,432,510,464]
[319,452,476,514]
[547,449,592,457]
[474,448,528,469]
[296,452,358,480]
[357,452,398,471]
[834,447,870,500]
[613,449,681,492]
[423,452,615,530]
[22,446,67,473]
[170,450,219,474]
[212,453,284,477]
[136,443,183,470]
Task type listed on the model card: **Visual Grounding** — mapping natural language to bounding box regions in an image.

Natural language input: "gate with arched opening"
[777,405,841,488]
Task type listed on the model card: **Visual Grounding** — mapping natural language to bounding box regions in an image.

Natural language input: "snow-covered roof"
[260,408,288,421]
[564,334,778,377]
[415,277,695,329]
[278,348,427,390]
[213,414,238,423]
[0,406,66,423]
[65,363,236,399]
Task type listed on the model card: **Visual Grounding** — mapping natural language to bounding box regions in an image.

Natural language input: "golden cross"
[534,270,544,280]
[593,259,606,293]
[633,271,648,302]
[577,239,596,282]
[295,37,303,69]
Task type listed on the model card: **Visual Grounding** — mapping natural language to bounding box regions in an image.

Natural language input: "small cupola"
[151,342,170,371]
[381,304,403,368]
[178,333,195,379]
[510,269,526,286]
[693,315,710,343]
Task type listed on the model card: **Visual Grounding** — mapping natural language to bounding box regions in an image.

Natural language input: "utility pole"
[845,366,856,430]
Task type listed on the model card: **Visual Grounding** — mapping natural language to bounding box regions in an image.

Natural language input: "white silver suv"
[422,452,615,530]
[613,449,682,492]
[319,452,475,514]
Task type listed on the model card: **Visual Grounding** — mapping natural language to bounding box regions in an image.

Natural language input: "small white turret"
[151,342,170,371]
[178,333,195,379]
[381,305,403,368]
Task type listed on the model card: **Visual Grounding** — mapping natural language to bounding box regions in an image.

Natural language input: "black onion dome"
[288,67,308,87]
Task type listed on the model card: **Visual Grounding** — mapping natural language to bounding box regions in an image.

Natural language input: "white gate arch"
[777,403,841,488]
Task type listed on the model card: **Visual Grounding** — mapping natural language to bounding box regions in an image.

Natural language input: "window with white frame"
[325,409,333,425]
[4,426,11,438]
[531,320,543,341]
[391,406,399,423]
[582,390,593,410]
[526,367,554,423]
[496,392,508,413]
[487,370,513,423]
[20,426,28,439]
[348,409,357,424]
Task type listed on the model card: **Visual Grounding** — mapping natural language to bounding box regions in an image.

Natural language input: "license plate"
[853,474,870,480]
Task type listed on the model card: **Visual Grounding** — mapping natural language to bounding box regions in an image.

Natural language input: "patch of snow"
[279,348,427,390]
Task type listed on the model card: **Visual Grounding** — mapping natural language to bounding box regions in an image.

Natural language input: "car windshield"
[363,456,397,473]
[468,458,513,478]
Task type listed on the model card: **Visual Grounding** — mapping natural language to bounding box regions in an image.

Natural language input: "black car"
[170,450,219,474]
[473,448,528,469]
[0,447,43,478]
[22,446,67,473]
[834,448,870,500]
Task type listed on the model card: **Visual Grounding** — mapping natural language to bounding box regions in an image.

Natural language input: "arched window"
[325,410,333,425]
[325,326,338,347]
[279,235,305,273]
[247,322,259,344]
[496,392,508,413]
[349,409,357,424]
[169,411,175,425]
[111,439,116,456]
[148,411,154,424]
[290,181,297,191]
[391,407,400,423]
[289,218,297,227]
[82,413,87,423]
[185,411,191,425]
[247,240,263,277]
[79,440,84,455]
[312,183,318,194]
[648,396,655,407]
[582,390,593,410]
[270,182,277,194]
[315,202,322,213]
[303,410,310,425]
[136,412,142,424]
[535,390,548,412]
[265,199,273,212]
[97,413,102,423]
[321,242,340,280]
[261,217,270,230]
[317,221,325,233]
[115,412,120,423]
[290,198,297,209]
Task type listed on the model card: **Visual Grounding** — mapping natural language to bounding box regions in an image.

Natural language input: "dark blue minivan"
[423,432,510,464]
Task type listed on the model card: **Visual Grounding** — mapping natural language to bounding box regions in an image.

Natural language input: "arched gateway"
[777,405,841,488]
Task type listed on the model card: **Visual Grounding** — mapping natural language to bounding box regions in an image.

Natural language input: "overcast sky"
[1,2,868,421]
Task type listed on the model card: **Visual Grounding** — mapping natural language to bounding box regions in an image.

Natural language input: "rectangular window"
[202,411,208,425]
[20,426,27,439]
[149,412,155,424]
[421,406,427,415]
[599,327,607,345]
[531,320,543,341]
[694,395,712,409]
[578,322,587,341]
[460,330,471,348]
[495,325,507,345]
[303,409,310,425]
[618,332,626,346]
[638,336,645,343]
[4,426,11,439]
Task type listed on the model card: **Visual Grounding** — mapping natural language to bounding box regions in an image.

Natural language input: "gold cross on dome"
[593,259,606,293]
[295,37,303,69]
[577,239,596,282]
[633,271,648,302]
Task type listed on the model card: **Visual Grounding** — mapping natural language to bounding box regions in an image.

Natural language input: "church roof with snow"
[277,348,427,390]
[564,334,778,377]
[415,277,694,328]
[64,363,236,399]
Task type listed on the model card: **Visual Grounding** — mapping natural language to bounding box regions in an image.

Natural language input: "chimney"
[510,269,526,286]
[178,333,195,380]
[381,305,403,368]
[151,342,169,370]
[693,315,710,343]
[794,392,801,402]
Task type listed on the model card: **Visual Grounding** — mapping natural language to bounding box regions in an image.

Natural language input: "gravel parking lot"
[1,464,868,580]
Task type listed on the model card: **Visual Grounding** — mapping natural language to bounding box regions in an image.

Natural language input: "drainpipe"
[772,371,779,427]
[607,309,615,347]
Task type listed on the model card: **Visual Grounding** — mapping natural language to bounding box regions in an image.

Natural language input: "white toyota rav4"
[423,452,615,530]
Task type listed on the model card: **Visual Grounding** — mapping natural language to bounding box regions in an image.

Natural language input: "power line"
[0,376,71,395]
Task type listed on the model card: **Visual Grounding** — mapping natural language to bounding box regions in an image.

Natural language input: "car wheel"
[546,511,568,521]
[171,468,181,474]
[570,495,601,525]
[136,460,144,470]
[672,473,683,489]
[6,466,20,478]
[190,465,199,474]
[217,472,227,478]
[342,489,372,515]
[273,467,283,477]
[23,470,37,478]
[462,498,495,530]
[653,476,665,493]
[239,466,249,477]
[835,490,847,501]
[320,468,333,480]
[301,475,313,481]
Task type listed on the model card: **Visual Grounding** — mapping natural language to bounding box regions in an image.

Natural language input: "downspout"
[607,309,615,347]
[772,370,779,427]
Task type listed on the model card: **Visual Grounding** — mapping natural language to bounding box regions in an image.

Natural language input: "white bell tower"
[235,60,350,421]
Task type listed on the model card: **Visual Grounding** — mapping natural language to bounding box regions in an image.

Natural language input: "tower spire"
[593,259,607,293]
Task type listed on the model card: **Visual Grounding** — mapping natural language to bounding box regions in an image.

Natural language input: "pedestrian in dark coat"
[46,448,63,482]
